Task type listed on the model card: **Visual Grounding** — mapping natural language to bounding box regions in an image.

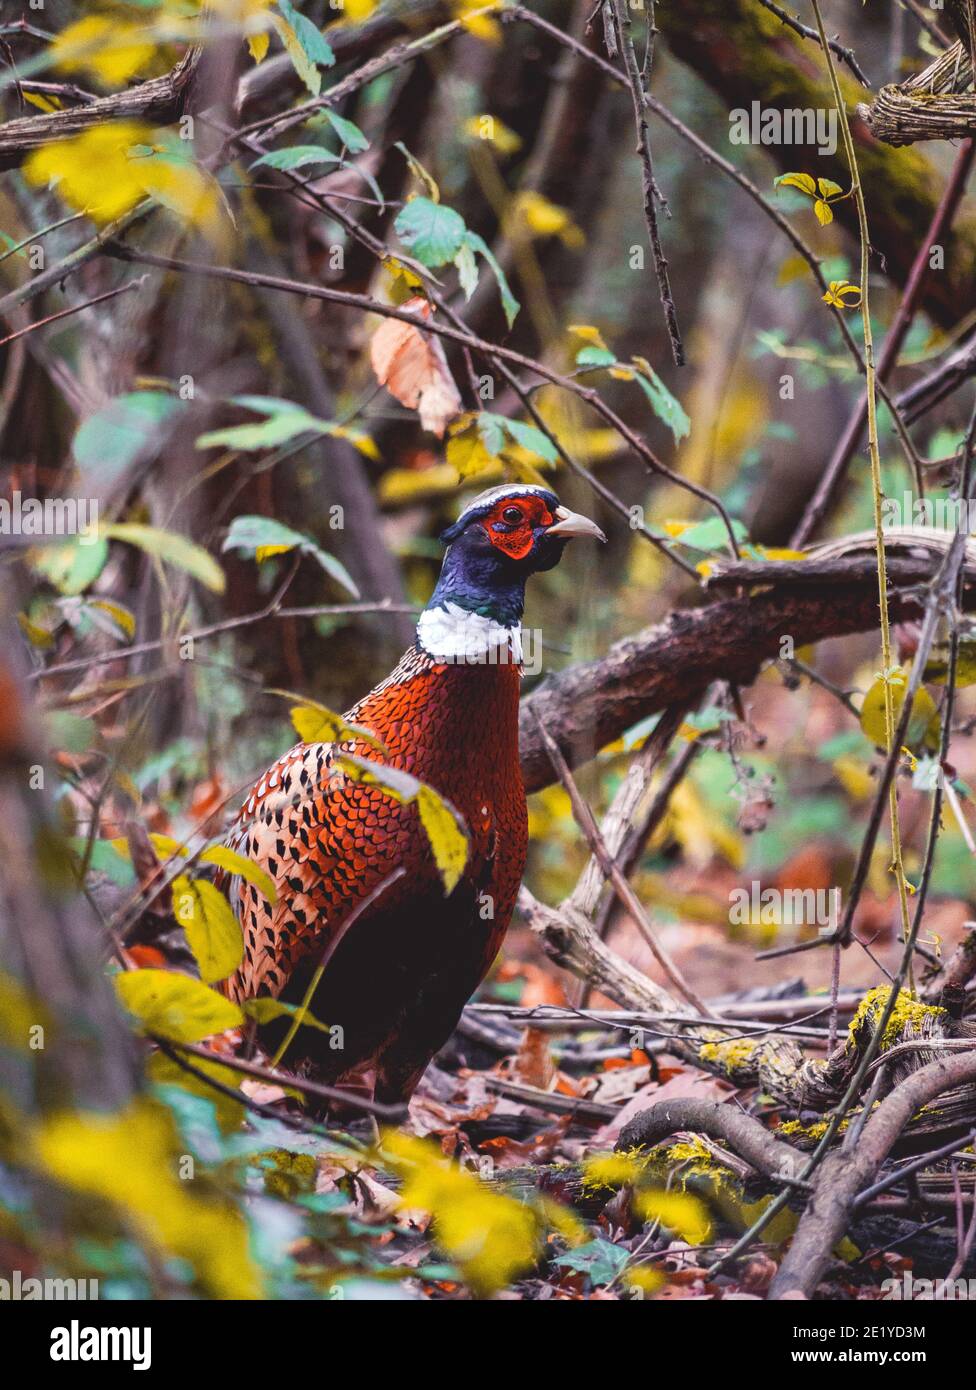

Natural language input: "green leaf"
[68,838,136,887]
[454,238,479,300]
[114,969,243,1042]
[464,230,520,327]
[672,515,747,552]
[46,711,96,753]
[477,412,508,457]
[72,391,184,490]
[199,845,277,906]
[250,145,340,173]
[394,196,467,267]
[553,1238,630,1286]
[198,395,378,462]
[322,110,369,154]
[502,416,558,464]
[172,875,244,984]
[630,358,691,444]
[30,536,108,595]
[147,1050,246,1132]
[242,997,332,1034]
[222,514,359,598]
[272,0,334,96]
[576,345,617,368]
[102,523,226,594]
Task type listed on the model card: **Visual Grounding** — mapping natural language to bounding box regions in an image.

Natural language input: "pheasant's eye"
[501,506,523,524]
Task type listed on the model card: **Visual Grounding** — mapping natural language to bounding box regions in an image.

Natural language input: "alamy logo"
[882,1271,975,1301]
[729,881,841,936]
[729,101,837,156]
[881,491,976,535]
[0,1271,98,1299]
[50,1321,151,1370]
[0,491,99,544]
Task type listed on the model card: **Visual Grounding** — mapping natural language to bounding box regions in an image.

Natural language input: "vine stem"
[707,0,917,1277]
[808,0,912,969]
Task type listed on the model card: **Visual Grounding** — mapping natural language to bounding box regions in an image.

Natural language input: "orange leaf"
[369,297,462,438]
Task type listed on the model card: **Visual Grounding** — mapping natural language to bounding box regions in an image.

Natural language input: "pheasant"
[220,484,605,1106]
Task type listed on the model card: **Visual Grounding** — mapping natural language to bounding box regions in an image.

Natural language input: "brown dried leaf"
[369,296,462,438]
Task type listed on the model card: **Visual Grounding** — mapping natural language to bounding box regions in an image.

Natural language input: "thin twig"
[531,708,710,1015]
[610,0,684,364]
[755,0,870,84]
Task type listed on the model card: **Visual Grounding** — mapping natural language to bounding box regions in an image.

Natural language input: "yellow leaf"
[50,16,154,89]
[255,543,294,562]
[776,172,816,196]
[822,279,862,310]
[168,872,243,984]
[137,153,228,244]
[384,255,425,295]
[625,1267,666,1295]
[24,91,62,113]
[87,598,136,639]
[511,191,584,248]
[269,12,322,96]
[832,755,874,801]
[24,121,153,224]
[817,178,844,199]
[755,546,808,561]
[776,254,810,287]
[242,996,332,1034]
[247,31,270,63]
[923,637,976,687]
[462,114,522,154]
[813,198,833,226]
[637,1188,712,1245]
[416,785,468,895]
[283,696,384,751]
[37,1100,261,1297]
[382,1130,541,1295]
[859,667,941,753]
[199,847,277,907]
[454,2,502,44]
[17,613,54,647]
[150,833,187,860]
[24,123,227,242]
[329,423,379,460]
[0,973,49,1050]
[114,968,243,1041]
[101,521,226,592]
[446,414,499,479]
[568,324,608,349]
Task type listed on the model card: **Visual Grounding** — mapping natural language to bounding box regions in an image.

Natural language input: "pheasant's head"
[419,485,605,659]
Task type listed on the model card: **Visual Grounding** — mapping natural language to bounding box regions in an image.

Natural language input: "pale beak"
[547,506,607,543]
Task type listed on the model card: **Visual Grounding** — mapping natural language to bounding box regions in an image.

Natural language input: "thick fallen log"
[520,534,976,793]
[770,1050,976,1298]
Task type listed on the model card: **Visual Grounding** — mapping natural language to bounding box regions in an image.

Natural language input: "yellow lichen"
[846,985,945,1051]
[697,1035,760,1072]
